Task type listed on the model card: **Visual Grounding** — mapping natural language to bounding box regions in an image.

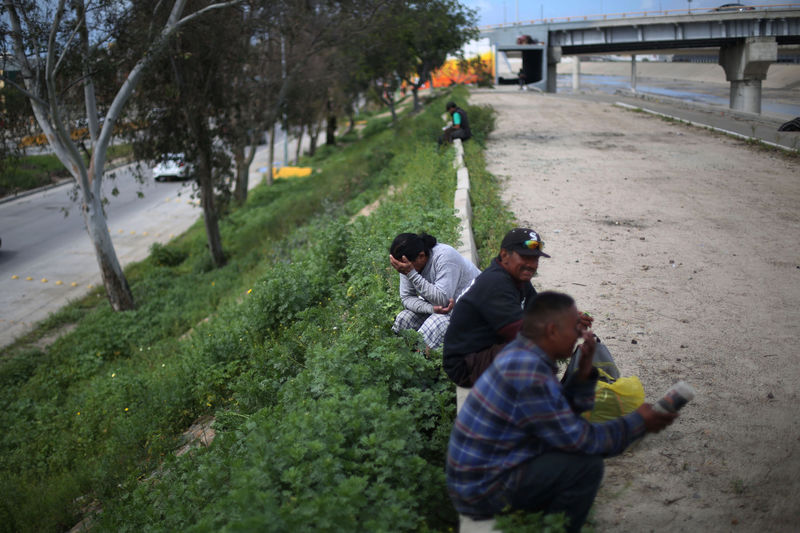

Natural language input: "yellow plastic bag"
[582,370,645,422]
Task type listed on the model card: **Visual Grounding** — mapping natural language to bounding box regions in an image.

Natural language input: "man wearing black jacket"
[443,228,592,387]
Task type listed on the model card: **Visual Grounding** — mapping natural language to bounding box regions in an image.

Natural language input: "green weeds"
[0,88,512,532]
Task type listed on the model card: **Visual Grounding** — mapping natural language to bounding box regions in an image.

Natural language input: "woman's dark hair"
[390,232,437,261]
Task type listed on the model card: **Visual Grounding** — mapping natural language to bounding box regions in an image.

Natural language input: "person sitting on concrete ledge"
[439,101,471,145]
[442,228,593,388]
[446,291,678,533]
[389,232,480,350]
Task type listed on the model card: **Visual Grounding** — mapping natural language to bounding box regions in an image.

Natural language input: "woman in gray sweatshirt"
[389,232,480,349]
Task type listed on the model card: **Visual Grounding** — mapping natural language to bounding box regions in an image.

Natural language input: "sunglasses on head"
[523,239,544,251]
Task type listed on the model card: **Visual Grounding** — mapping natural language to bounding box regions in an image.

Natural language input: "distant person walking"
[518,68,527,91]
[439,101,471,145]
[389,232,480,350]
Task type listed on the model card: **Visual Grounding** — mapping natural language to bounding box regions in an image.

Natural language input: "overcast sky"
[461,0,756,26]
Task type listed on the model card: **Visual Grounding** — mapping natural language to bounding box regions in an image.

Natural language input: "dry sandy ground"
[469,89,800,532]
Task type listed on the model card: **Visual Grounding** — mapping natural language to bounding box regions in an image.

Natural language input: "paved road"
[0,128,309,349]
[0,164,200,347]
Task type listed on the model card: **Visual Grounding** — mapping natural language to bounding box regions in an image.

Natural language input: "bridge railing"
[479,3,800,29]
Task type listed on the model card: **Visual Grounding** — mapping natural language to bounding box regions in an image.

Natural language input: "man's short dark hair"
[446,101,457,110]
[521,291,575,340]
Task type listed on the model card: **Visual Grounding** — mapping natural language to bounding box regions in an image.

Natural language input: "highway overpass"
[480,5,800,113]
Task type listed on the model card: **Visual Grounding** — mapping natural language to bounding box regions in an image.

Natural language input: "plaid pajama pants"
[392,309,451,349]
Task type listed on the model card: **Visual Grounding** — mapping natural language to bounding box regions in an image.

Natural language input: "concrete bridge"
[480,4,800,113]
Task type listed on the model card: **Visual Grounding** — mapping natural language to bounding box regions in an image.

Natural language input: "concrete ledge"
[453,188,472,220]
[449,121,497,532]
[457,167,470,191]
[460,515,499,532]
[454,189,479,268]
[453,139,465,169]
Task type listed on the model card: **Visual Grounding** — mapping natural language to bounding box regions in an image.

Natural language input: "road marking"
[11,275,18,279]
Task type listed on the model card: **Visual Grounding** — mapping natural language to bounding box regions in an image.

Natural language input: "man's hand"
[576,329,596,381]
[433,298,454,314]
[389,254,414,275]
[578,311,594,331]
[636,403,679,433]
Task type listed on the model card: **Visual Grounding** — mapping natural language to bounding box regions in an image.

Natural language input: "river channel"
[557,72,800,117]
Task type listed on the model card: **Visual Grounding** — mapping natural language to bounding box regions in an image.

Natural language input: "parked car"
[711,3,755,11]
[151,154,192,181]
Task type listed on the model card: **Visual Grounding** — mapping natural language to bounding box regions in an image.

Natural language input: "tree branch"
[53,5,85,77]
[0,74,48,107]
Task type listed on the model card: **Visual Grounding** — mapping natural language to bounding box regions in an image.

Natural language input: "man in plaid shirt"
[446,291,677,532]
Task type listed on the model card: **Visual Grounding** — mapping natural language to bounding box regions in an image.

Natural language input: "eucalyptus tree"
[350,3,406,123]
[254,0,394,180]
[124,1,269,267]
[2,0,241,310]
[398,0,477,111]
[0,65,34,181]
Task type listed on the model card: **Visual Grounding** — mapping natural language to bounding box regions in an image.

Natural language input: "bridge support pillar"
[572,56,581,91]
[546,46,562,93]
[718,37,777,114]
[630,54,637,92]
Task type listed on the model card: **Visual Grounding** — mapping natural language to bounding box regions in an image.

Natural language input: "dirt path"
[469,88,800,532]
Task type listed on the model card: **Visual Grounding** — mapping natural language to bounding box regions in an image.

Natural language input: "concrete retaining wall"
[449,138,499,533]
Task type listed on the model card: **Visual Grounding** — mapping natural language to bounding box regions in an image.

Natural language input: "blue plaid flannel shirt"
[446,335,646,513]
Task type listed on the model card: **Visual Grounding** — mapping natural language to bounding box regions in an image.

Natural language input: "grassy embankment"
[0,144,134,197]
[0,88,515,532]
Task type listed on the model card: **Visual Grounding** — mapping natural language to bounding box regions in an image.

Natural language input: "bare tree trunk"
[411,86,420,111]
[294,124,304,163]
[84,184,135,309]
[232,145,247,205]
[232,131,256,205]
[309,120,321,156]
[325,114,337,146]
[196,151,226,267]
[266,122,276,185]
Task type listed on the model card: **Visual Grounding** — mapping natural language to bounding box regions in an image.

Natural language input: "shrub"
[149,242,188,267]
